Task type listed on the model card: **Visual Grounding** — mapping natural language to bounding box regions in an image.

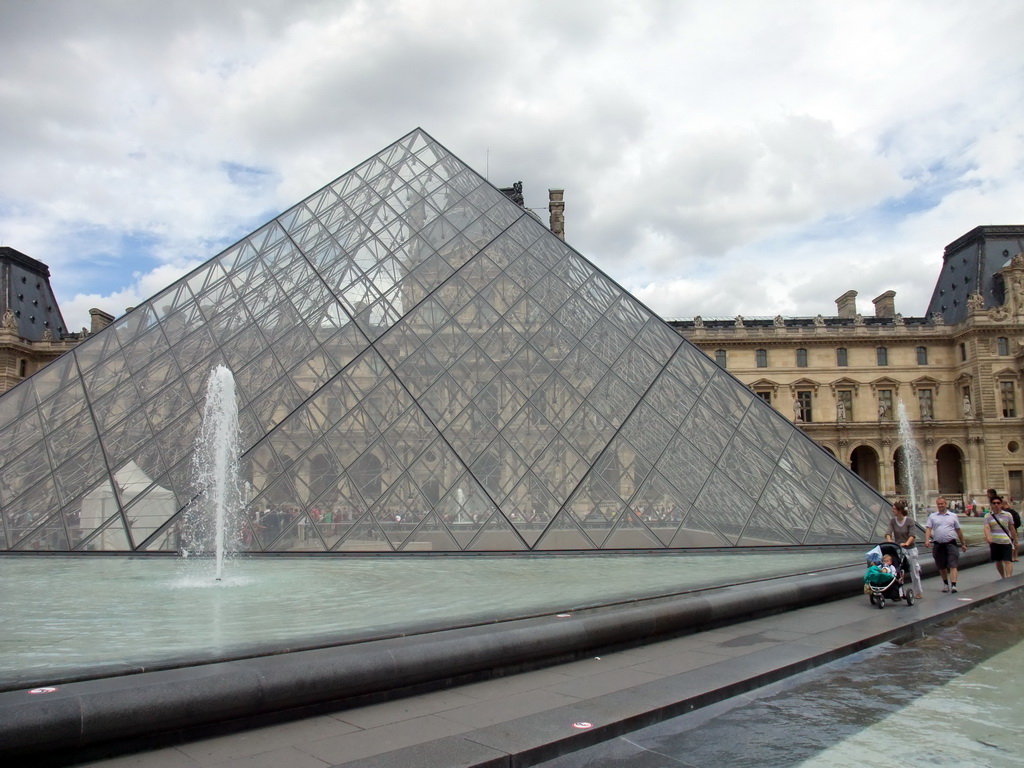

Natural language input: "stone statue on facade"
[792,397,803,422]
[920,397,933,420]
[893,313,904,326]
[931,312,945,325]
[773,315,784,327]
[836,398,846,422]
[734,315,745,328]
[967,292,985,312]
[41,327,54,341]
[813,314,825,327]
[693,315,703,328]
[1,308,16,331]
[854,313,864,326]
[963,395,973,419]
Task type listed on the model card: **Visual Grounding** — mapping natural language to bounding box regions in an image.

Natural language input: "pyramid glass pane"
[0,129,890,552]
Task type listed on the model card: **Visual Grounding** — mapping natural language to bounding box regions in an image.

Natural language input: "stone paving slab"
[67,564,1024,768]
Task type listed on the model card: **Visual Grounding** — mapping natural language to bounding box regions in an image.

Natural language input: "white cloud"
[1,0,1023,331]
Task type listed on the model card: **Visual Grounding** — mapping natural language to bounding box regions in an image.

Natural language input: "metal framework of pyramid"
[0,129,891,553]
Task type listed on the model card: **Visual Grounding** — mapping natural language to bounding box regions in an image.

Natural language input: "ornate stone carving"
[836,399,846,422]
[693,315,703,328]
[1,308,16,331]
[967,292,985,312]
[41,327,54,341]
[893,313,904,326]
[962,395,973,419]
[813,314,825,327]
[854,313,864,326]
[990,305,1011,322]
[773,315,784,327]
[931,312,945,325]
[734,315,745,328]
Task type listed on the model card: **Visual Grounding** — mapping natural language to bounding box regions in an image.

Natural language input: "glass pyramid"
[0,129,891,553]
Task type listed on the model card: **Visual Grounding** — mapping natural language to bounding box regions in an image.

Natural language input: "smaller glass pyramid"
[0,129,891,552]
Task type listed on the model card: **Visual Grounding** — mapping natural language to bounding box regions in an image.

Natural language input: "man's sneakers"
[942,584,950,592]
[951,586,958,593]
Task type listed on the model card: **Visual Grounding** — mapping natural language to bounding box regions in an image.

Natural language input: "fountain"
[182,365,244,580]
[896,399,924,513]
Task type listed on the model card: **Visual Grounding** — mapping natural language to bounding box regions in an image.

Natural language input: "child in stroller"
[864,542,916,608]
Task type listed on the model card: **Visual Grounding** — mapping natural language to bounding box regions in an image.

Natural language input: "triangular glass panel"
[12,510,70,551]
[602,510,664,550]
[736,505,802,547]
[335,512,394,552]
[77,513,133,552]
[668,506,732,549]
[435,476,491,547]
[399,511,461,552]
[534,511,599,551]
[466,510,528,551]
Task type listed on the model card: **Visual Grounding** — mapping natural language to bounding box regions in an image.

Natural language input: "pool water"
[0,550,857,686]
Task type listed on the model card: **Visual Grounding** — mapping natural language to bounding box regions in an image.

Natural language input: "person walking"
[925,496,967,593]
[886,500,923,599]
[984,495,1017,578]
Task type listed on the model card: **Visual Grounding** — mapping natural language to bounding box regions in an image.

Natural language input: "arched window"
[755,349,768,368]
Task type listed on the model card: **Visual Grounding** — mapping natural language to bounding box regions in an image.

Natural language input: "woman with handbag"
[984,495,1018,578]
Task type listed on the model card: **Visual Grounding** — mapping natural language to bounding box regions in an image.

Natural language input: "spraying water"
[184,366,243,580]
[896,399,923,514]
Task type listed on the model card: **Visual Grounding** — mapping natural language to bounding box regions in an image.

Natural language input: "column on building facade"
[878,438,896,497]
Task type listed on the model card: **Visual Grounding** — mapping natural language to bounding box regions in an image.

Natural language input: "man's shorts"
[932,541,960,569]
[990,542,1014,562]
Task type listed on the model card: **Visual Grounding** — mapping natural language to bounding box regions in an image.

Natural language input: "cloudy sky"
[2,0,1022,332]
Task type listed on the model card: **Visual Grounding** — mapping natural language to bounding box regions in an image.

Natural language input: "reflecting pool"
[1,550,857,687]
[542,590,1024,767]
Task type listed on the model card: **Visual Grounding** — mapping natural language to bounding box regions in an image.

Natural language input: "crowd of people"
[882,489,1020,597]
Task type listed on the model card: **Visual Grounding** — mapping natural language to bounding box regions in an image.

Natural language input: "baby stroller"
[864,542,915,608]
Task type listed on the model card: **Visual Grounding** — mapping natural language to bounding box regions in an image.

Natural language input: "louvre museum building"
[0,130,1021,554]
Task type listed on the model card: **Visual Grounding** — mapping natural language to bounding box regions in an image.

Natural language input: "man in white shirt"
[924,497,968,593]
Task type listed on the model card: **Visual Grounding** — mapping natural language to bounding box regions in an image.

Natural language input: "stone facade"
[671,230,1024,508]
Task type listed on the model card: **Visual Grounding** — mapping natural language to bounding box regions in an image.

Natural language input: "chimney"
[89,308,114,334]
[548,189,565,240]
[835,290,858,318]
[872,290,896,318]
